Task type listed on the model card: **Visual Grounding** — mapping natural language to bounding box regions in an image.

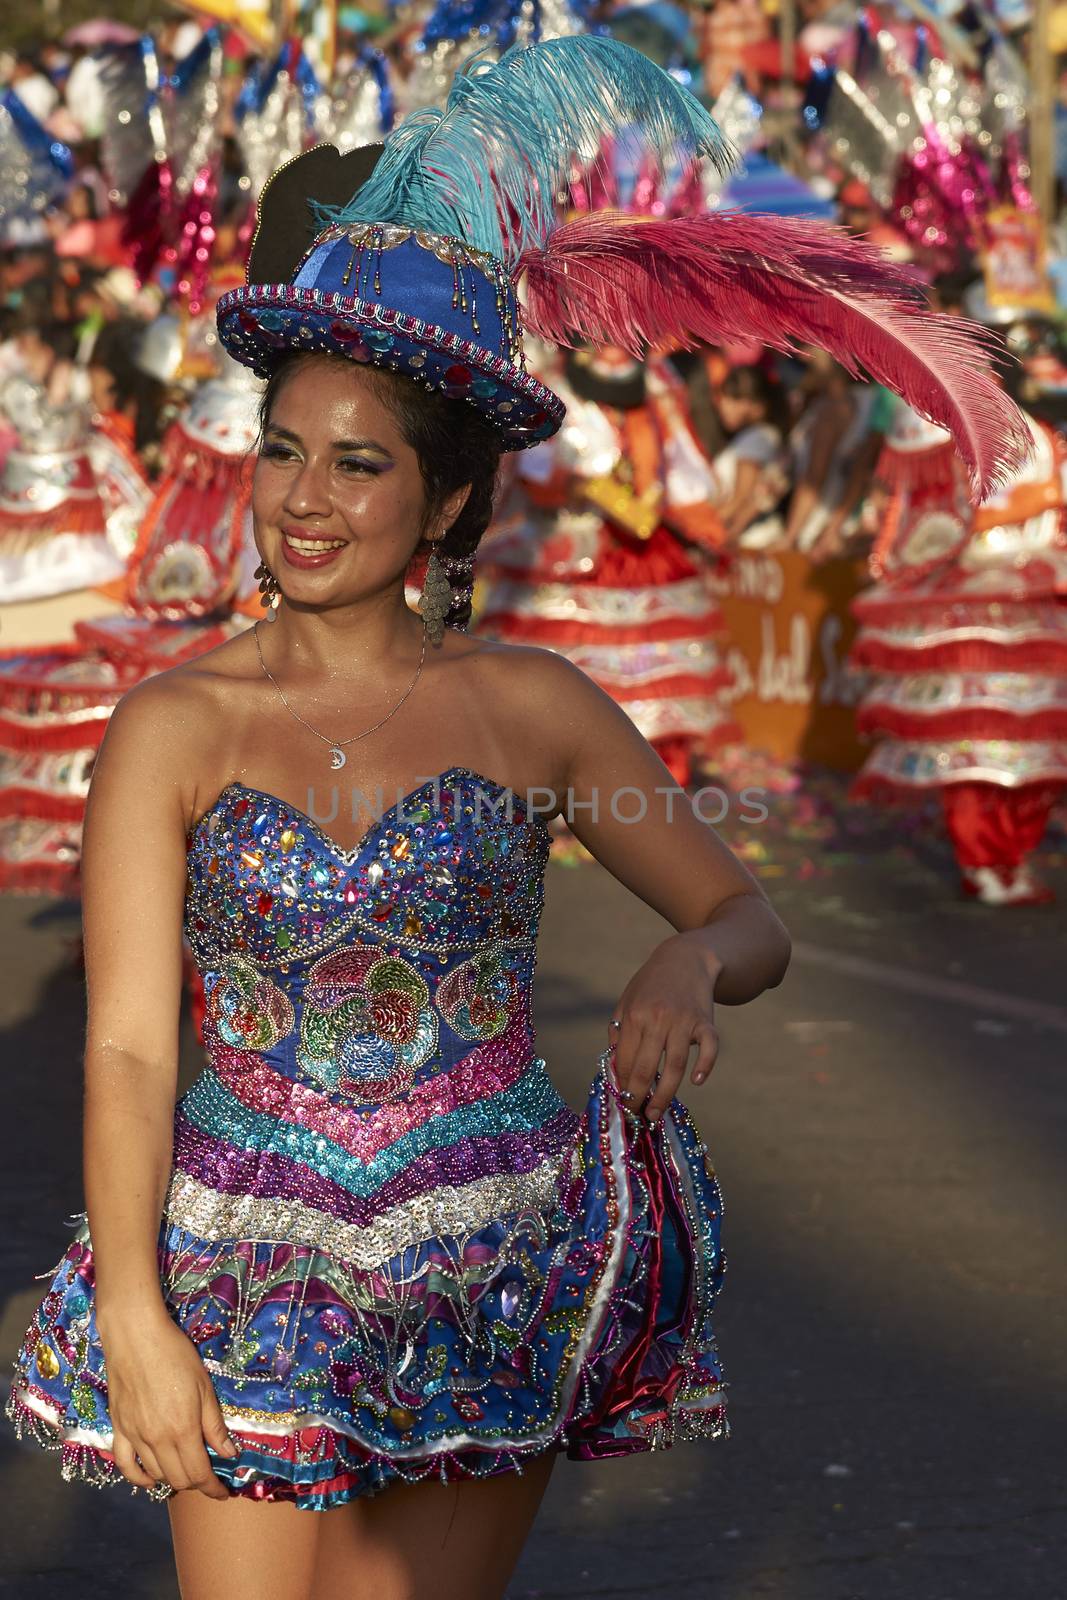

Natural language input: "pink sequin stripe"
[207,1007,537,1164]
[171,1111,577,1223]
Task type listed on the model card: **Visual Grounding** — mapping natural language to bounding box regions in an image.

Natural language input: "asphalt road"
[1,812,1064,1599]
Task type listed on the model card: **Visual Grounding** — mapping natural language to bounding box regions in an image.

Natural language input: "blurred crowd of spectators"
[2,2,1066,570]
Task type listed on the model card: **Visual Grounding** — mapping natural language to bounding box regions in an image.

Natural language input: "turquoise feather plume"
[315,36,736,266]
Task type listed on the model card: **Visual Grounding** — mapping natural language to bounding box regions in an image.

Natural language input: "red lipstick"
[279,527,349,570]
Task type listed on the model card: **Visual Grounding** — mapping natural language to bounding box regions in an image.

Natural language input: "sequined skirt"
[6,1055,728,1510]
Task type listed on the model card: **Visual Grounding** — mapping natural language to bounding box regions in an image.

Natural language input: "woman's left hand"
[608,932,721,1125]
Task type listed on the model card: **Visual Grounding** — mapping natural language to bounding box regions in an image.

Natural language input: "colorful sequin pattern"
[7,767,729,1508]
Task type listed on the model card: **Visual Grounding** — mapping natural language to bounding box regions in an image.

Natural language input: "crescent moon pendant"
[330,748,347,770]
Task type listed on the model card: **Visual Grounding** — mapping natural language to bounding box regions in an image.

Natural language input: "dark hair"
[5,284,54,336]
[668,347,726,456]
[63,179,98,220]
[89,318,168,455]
[258,351,504,630]
[719,363,789,436]
[38,320,78,364]
[933,267,977,314]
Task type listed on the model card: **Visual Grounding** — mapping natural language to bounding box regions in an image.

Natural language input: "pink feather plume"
[516,211,1033,500]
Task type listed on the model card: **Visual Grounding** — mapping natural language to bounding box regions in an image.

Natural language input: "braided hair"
[257,352,504,631]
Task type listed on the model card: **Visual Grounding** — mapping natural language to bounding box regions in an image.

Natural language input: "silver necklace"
[253,621,427,770]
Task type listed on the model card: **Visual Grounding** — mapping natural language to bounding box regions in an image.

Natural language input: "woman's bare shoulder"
[166,626,259,687]
[463,636,606,713]
[462,636,629,783]
[119,628,256,713]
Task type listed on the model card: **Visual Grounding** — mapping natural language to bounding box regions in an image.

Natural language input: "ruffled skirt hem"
[6,1057,729,1510]
[7,1378,729,1510]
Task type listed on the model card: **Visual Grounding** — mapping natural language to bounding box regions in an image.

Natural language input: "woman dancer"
[851,399,1067,905]
[7,36,1028,1600]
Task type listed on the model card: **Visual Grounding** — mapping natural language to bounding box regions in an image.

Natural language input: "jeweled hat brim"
[215,283,564,450]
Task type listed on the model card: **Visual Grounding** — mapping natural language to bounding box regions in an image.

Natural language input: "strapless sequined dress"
[6,767,728,1508]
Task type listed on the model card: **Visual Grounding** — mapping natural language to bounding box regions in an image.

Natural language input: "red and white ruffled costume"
[850,403,1067,905]
[0,357,259,897]
[0,377,152,893]
[0,620,244,897]
[119,351,260,620]
[0,377,149,604]
[475,353,739,789]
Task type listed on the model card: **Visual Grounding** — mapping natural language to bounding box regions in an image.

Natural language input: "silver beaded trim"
[6,1387,174,1500]
[482,577,719,625]
[162,1157,568,1273]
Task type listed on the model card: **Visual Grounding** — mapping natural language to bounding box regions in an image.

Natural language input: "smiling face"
[251,356,467,614]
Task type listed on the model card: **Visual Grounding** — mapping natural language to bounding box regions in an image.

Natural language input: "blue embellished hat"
[217,35,1030,490]
[217,219,563,447]
[215,35,734,452]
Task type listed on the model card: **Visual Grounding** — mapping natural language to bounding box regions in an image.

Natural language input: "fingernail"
[646,1109,660,1123]
[693,1072,706,1084]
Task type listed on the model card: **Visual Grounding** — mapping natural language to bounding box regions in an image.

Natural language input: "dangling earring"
[441,551,475,632]
[254,561,281,622]
[418,539,452,648]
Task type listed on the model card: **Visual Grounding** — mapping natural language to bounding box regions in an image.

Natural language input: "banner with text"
[709,550,871,770]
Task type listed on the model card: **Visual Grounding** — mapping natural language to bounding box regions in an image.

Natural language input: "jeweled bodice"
[185,767,548,964]
[180,767,559,1135]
